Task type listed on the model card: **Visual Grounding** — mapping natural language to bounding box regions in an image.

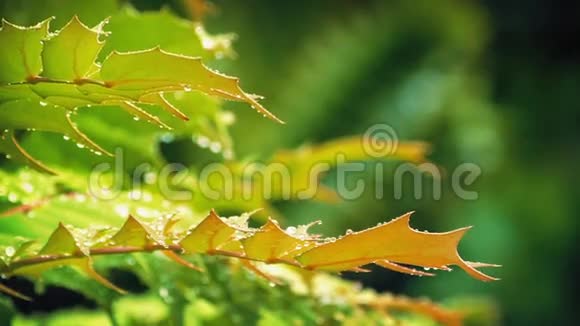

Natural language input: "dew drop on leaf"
[286,226,297,235]
[196,136,210,148]
[160,133,175,143]
[7,193,18,202]
[209,142,222,153]
[4,247,15,257]
[21,182,34,193]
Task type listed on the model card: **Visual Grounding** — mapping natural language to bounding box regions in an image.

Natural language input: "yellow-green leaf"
[296,212,498,281]
[0,18,51,82]
[41,16,105,80]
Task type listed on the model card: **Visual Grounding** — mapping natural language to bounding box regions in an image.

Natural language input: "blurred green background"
[2,0,579,325]
[212,1,579,324]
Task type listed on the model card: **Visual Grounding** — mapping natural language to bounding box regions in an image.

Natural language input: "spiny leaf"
[0,210,497,298]
[0,129,56,174]
[38,222,83,256]
[0,18,51,82]
[0,99,111,156]
[99,48,280,123]
[179,209,245,255]
[296,212,499,281]
[241,218,318,263]
[101,215,154,249]
[41,16,105,80]
[99,6,235,60]
[0,17,281,172]
[10,222,126,295]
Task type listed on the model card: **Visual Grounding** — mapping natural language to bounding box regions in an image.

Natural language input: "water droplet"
[133,116,140,121]
[21,182,34,193]
[7,193,18,203]
[220,111,236,125]
[223,149,234,160]
[144,172,157,184]
[63,135,70,141]
[4,246,15,257]
[76,143,85,149]
[345,229,353,235]
[128,190,141,200]
[196,136,210,148]
[286,226,297,235]
[158,287,174,303]
[5,154,11,159]
[160,133,175,143]
[209,142,222,153]
[114,204,130,217]
[39,101,48,107]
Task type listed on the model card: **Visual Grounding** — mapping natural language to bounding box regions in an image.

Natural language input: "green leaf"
[0,16,281,173]
[0,99,108,153]
[100,6,235,61]
[38,222,82,256]
[99,48,280,124]
[41,16,105,80]
[0,18,51,82]
[0,209,496,298]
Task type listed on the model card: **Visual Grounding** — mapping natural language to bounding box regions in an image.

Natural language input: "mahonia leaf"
[100,6,235,60]
[0,18,51,82]
[99,47,279,123]
[103,215,156,249]
[0,98,111,155]
[41,16,105,80]
[11,223,126,293]
[0,129,56,174]
[38,222,84,256]
[296,212,499,281]
[179,209,246,255]
[0,210,497,298]
[241,218,319,263]
[0,17,281,172]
